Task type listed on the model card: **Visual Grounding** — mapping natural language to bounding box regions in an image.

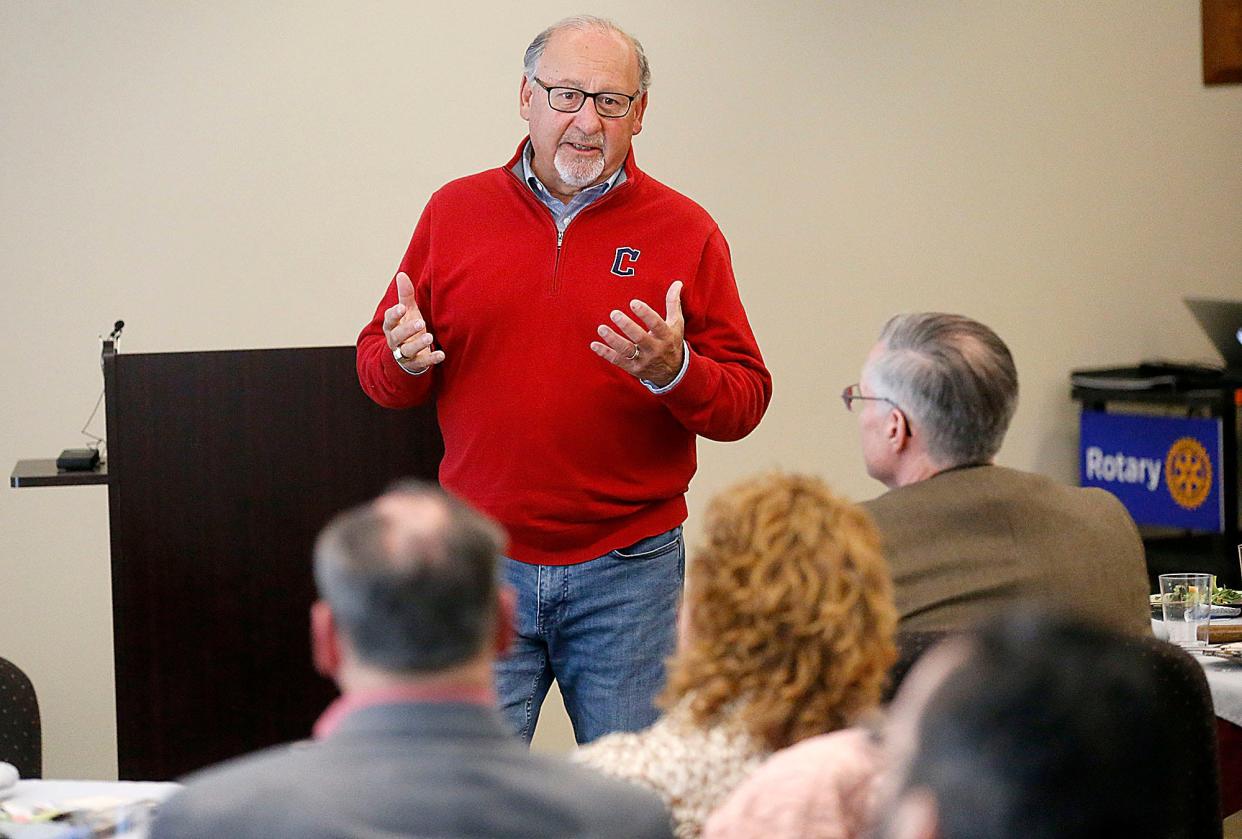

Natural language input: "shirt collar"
[312,682,495,740]
[521,140,625,202]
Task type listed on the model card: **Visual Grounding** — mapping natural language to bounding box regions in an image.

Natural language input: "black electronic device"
[56,448,100,472]
[1184,297,1242,369]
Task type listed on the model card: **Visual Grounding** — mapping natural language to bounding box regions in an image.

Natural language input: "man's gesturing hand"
[590,280,685,388]
[384,272,445,374]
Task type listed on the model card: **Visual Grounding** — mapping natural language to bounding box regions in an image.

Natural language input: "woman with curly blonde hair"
[572,471,897,838]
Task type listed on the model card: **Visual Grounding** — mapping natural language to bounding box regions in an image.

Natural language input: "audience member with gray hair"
[843,313,1148,635]
[865,313,1018,470]
[152,482,674,839]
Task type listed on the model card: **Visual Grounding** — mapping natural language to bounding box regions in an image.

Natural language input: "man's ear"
[519,75,534,121]
[630,91,648,136]
[310,600,343,679]
[492,585,517,658]
[886,407,913,454]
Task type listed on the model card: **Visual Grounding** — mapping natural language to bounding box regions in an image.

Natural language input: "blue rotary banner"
[1079,411,1223,532]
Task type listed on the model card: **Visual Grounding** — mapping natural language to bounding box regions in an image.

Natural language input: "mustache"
[559,131,604,148]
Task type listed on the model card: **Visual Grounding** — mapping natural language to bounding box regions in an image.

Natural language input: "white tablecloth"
[1200,656,1242,728]
[0,779,181,838]
[1153,617,1242,728]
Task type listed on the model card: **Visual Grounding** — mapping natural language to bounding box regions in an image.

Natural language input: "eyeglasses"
[842,384,914,437]
[533,77,640,119]
[841,384,900,413]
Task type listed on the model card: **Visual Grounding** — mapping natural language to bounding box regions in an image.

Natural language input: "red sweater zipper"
[503,165,631,296]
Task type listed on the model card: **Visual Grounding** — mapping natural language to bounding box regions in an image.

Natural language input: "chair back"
[1140,637,1223,836]
[883,629,948,702]
[0,656,41,779]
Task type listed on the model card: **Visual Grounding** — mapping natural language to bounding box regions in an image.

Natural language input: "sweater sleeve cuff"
[395,357,431,377]
[641,342,690,394]
[651,344,716,410]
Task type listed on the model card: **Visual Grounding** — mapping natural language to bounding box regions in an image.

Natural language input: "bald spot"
[539,26,639,92]
[373,493,451,570]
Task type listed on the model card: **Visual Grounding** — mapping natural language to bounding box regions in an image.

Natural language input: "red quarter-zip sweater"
[358,140,771,565]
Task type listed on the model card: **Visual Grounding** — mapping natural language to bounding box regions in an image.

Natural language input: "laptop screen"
[1183,297,1242,369]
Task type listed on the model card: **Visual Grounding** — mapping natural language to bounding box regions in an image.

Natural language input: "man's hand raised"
[384,272,445,374]
[590,280,685,388]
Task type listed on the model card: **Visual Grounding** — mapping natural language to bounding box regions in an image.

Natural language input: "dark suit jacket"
[862,464,1150,635]
[150,701,673,839]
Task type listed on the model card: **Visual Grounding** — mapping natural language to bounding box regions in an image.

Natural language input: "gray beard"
[554,145,606,189]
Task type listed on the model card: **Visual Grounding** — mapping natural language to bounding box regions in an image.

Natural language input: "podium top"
[10,458,109,488]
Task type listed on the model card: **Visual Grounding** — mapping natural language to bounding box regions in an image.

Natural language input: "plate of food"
[1150,585,1242,618]
[1211,584,1242,608]
[1199,642,1242,663]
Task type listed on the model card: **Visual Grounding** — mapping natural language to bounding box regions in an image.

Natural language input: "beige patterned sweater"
[571,701,769,839]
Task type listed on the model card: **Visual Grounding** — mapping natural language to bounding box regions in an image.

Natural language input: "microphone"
[109,320,125,341]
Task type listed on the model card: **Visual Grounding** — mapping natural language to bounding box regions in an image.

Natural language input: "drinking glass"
[1158,573,1212,649]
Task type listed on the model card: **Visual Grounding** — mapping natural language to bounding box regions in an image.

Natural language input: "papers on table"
[0,779,181,838]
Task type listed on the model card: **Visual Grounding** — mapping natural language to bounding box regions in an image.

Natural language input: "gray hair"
[865,313,1018,467]
[523,15,652,94]
[313,481,506,674]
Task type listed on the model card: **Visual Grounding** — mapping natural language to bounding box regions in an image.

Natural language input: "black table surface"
[10,458,109,488]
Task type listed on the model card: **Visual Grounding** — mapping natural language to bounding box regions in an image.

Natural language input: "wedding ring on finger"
[393,346,405,363]
[626,343,640,361]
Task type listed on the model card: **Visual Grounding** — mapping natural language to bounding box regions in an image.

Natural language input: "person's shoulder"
[173,740,312,797]
[859,480,917,519]
[970,467,1141,542]
[1065,481,1140,527]
[931,466,1107,511]
[770,726,879,766]
[150,743,315,838]
[519,750,674,838]
[859,486,897,512]
[154,737,674,839]
[996,466,1129,510]
[572,707,699,770]
[861,465,1012,524]
[704,727,882,839]
[989,464,1056,485]
[430,165,517,204]
[628,168,718,230]
[920,464,1049,499]
[745,727,881,791]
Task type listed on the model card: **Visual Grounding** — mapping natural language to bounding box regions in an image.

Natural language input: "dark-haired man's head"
[310,481,511,691]
[879,611,1202,839]
[852,313,1018,489]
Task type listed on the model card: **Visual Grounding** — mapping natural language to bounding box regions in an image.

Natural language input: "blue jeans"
[493,526,685,745]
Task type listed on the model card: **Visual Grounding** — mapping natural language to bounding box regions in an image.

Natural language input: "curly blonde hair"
[661,471,898,751]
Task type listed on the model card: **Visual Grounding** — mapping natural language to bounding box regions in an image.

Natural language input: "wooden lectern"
[86,344,437,779]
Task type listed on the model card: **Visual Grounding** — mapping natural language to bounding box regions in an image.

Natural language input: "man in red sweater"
[357,15,771,745]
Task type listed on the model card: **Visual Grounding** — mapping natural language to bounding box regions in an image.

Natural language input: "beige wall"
[2,1,1239,778]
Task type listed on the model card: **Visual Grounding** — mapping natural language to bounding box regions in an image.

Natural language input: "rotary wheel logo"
[1165,437,1212,510]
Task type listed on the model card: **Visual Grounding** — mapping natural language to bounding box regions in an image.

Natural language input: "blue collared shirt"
[520,141,625,235]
